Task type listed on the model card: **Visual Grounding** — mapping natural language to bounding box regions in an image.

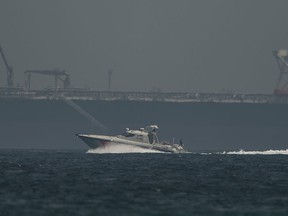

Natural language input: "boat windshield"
[122,132,135,137]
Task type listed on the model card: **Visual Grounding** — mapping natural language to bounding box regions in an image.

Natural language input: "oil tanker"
[1,89,288,151]
[1,46,288,151]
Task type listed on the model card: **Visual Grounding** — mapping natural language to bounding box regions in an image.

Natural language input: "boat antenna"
[180,139,183,147]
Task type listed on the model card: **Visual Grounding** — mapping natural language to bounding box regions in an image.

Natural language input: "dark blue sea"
[1,148,288,216]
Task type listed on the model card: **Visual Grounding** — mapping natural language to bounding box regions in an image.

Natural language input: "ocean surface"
[1,147,288,216]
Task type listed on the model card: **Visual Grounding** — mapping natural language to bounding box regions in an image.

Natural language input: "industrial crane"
[24,69,70,90]
[0,45,14,87]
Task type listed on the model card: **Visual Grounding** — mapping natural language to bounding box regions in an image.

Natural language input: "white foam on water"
[86,144,163,154]
[219,149,288,155]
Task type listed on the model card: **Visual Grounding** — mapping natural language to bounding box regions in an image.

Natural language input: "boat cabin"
[118,125,159,144]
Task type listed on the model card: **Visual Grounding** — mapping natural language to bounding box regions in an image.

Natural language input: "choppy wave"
[219,149,288,155]
[87,144,163,154]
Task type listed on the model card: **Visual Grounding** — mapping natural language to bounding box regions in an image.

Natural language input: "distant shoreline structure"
[1,87,288,104]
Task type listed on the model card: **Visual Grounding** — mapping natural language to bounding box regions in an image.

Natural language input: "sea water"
[1,148,288,216]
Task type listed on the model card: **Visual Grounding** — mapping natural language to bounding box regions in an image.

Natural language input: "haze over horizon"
[1,0,288,94]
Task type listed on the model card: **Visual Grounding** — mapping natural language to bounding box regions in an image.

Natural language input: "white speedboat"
[76,125,186,153]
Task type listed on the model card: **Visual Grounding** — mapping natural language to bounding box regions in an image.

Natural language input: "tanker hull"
[1,98,288,151]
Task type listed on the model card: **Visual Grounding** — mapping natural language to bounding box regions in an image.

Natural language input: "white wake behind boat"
[76,125,186,153]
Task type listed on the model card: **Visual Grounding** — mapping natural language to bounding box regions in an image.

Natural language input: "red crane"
[0,45,14,87]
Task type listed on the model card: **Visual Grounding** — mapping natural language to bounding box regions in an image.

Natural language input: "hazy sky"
[1,0,288,93]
